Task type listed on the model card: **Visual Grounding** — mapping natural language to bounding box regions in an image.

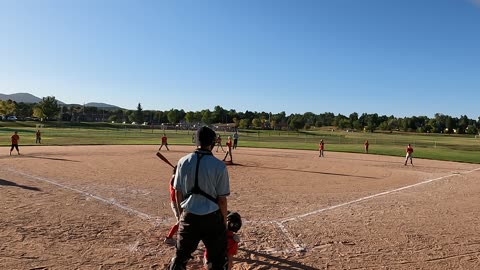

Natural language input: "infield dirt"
[1,145,479,269]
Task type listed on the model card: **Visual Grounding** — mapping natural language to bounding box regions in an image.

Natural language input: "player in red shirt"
[318,139,325,157]
[35,129,42,144]
[364,140,369,153]
[404,144,414,166]
[222,136,233,163]
[215,135,225,152]
[204,212,242,270]
[164,166,179,245]
[10,131,20,156]
[159,134,170,151]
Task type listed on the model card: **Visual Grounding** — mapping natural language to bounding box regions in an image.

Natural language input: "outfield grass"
[1,122,479,164]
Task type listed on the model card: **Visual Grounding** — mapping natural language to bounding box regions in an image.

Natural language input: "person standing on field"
[318,139,325,157]
[222,136,233,163]
[215,134,225,153]
[404,143,414,166]
[35,129,41,144]
[204,211,242,270]
[168,126,230,270]
[10,131,20,156]
[364,140,369,153]
[232,131,238,149]
[159,133,170,151]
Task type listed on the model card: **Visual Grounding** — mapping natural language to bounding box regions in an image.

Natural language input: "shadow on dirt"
[0,179,41,191]
[231,163,378,179]
[237,247,320,270]
[23,155,80,162]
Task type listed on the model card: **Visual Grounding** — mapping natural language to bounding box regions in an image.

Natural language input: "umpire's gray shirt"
[174,150,230,215]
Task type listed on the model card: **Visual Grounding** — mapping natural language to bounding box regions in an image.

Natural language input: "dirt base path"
[1,145,479,269]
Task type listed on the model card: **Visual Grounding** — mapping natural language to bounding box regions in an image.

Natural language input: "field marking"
[275,222,305,252]
[279,171,468,223]
[5,166,480,256]
[4,168,168,224]
[272,167,480,253]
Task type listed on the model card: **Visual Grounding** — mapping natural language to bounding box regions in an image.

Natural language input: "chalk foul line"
[279,172,462,223]
[5,166,480,255]
[273,167,480,253]
[4,168,168,224]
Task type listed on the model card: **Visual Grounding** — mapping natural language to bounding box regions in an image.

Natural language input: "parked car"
[7,116,17,121]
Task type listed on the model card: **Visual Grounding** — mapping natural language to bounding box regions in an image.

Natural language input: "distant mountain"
[85,102,121,110]
[0,92,46,103]
[0,92,121,109]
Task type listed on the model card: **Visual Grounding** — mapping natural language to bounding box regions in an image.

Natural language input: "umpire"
[169,126,230,270]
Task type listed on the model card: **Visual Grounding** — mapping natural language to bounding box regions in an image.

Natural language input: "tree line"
[1,96,479,135]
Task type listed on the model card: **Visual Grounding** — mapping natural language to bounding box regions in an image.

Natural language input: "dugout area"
[1,145,479,269]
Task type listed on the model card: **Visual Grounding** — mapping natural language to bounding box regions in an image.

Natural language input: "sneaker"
[163,237,176,246]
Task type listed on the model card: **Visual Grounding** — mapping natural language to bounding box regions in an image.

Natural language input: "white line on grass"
[4,168,167,224]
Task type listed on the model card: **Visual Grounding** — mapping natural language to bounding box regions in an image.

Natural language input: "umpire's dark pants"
[170,210,227,270]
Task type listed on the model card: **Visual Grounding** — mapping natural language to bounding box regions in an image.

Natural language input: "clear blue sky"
[1,0,479,119]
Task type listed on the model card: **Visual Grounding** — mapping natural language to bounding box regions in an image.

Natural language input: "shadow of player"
[236,247,320,270]
[0,179,41,191]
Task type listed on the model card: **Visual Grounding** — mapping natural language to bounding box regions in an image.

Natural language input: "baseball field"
[1,140,480,269]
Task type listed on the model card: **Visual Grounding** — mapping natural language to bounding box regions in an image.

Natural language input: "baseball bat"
[156,152,175,168]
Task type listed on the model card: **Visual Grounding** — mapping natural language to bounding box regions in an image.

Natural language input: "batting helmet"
[196,126,216,148]
[227,212,242,233]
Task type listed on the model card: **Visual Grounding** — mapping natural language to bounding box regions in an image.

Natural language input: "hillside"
[0,92,120,109]
[0,92,48,103]
[85,102,121,110]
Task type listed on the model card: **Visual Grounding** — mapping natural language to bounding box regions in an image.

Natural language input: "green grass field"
[1,121,479,163]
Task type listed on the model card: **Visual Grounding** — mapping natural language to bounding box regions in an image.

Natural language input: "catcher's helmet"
[196,126,216,148]
[227,212,242,233]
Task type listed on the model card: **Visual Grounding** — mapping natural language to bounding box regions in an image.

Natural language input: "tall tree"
[15,102,33,119]
[185,111,195,124]
[135,103,144,123]
[167,109,185,124]
[252,118,262,128]
[213,105,228,123]
[0,99,16,116]
[288,114,305,130]
[457,115,469,134]
[33,96,60,120]
[201,109,212,124]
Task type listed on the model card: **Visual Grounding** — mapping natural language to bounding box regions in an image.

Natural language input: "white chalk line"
[6,166,480,255]
[4,168,297,255]
[4,168,169,225]
[275,222,305,252]
[270,167,480,253]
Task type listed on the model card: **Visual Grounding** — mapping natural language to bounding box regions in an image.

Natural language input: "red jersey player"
[318,139,325,157]
[159,134,170,151]
[404,144,414,166]
[204,212,242,270]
